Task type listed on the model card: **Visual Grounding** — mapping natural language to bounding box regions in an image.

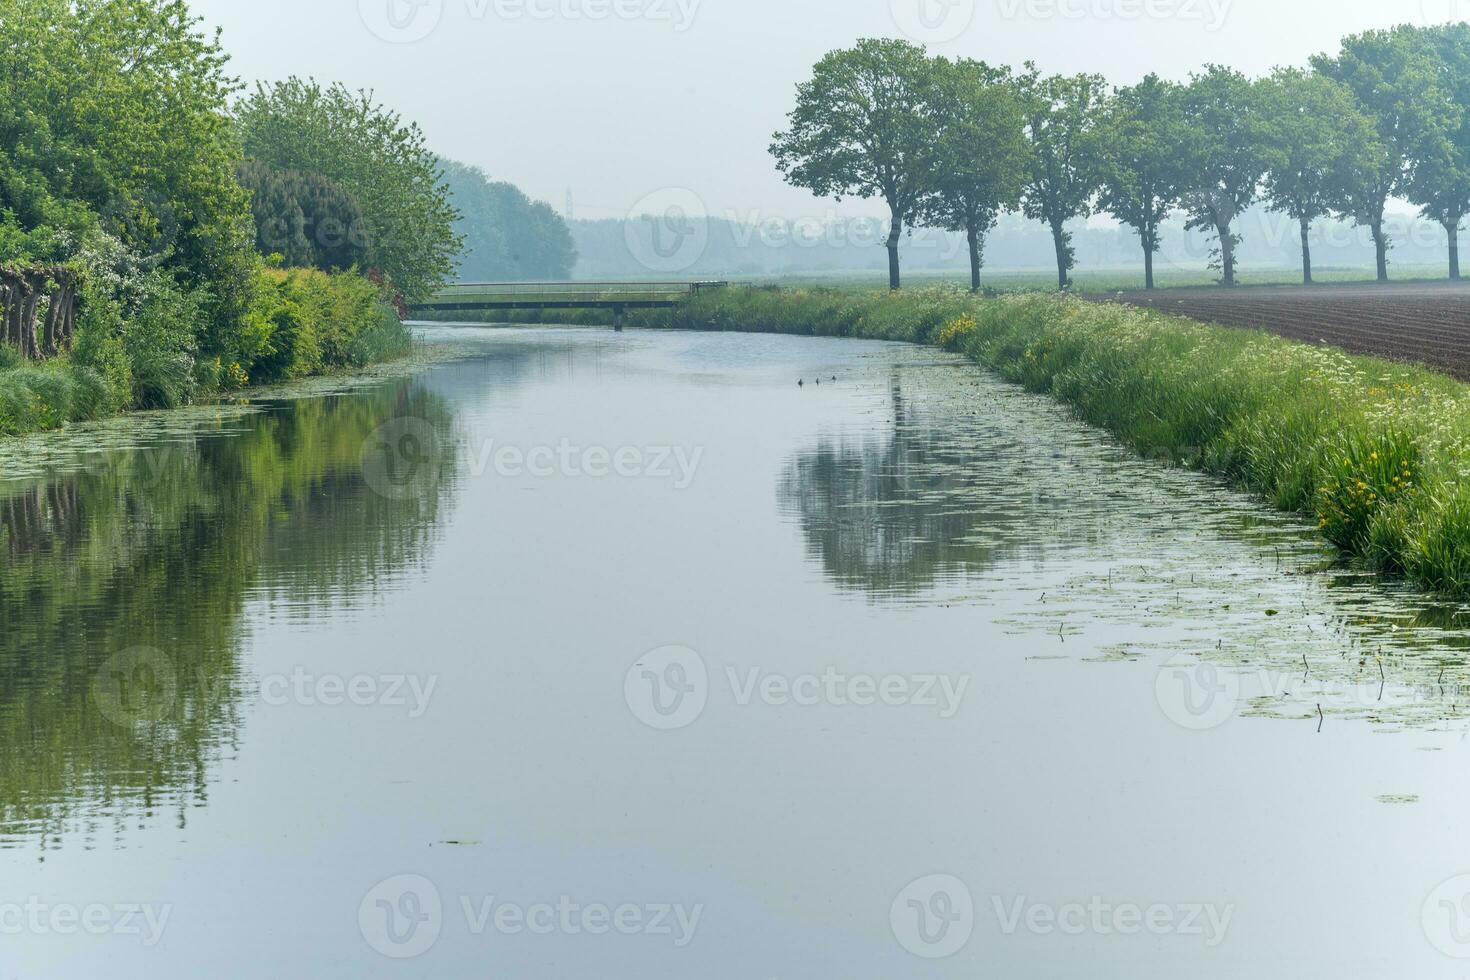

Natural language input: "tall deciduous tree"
[1097,74,1188,290]
[0,0,257,339]
[236,79,463,303]
[918,58,1029,292]
[770,39,938,290]
[1016,68,1109,290]
[1179,66,1270,287]
[1314,28,1454,282]
[1403,24,1470,279]
[1258,68,1379,284]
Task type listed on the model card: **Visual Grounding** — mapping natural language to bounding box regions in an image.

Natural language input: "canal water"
[4,325,1470,977]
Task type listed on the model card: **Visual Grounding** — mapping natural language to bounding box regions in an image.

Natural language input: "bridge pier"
[613,305,625,332]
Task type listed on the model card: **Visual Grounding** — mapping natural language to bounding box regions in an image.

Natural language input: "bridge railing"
[424,281,728,305]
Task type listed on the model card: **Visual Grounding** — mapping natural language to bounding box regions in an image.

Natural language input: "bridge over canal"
[411,281,728,330]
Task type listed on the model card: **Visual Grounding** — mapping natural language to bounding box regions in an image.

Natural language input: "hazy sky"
[192,0,1445,221]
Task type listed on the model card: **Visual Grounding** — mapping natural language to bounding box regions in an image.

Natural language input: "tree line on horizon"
[771,25,1470,292]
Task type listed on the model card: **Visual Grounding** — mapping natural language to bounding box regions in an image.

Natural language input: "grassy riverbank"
[609,286,1470,595]
[0,268,411,437]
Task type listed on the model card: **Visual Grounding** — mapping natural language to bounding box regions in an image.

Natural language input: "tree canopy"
[1314,27,1456,280]
[771,38,940,290]
[1016,68,1110,289]
[235,79,463,302]
[1177,65,1271,287]
[1257,68,1379,283]
[1403,24,1470,277]
[236,160,371,272]
[1097,74,1189,290]
[918,58,1029,292]
[0,0,257,328]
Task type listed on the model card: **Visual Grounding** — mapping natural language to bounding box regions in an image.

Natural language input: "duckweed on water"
[645,287,1470,598]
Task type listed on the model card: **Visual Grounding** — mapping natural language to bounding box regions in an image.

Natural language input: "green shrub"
[248,267,408,383]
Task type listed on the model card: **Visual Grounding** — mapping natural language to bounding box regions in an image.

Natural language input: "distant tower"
[565,188,574,221]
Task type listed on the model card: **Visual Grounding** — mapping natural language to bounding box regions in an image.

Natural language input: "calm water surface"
[5,325,1470,977]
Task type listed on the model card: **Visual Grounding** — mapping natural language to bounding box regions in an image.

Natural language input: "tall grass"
[634,285,1470,596]
[0,355,109,436]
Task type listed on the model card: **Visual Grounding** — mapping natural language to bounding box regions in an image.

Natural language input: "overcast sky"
[192,0,1446,222]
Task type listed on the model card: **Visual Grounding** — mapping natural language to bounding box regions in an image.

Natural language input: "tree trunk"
[1218,221,1236,287]
[967,222,982,293]
[1448,220,1461,280]
[1372,217,1389,282]
[1300,216,1313,285]
[886,212,902,291]
[1051,221,1070,290]
[19,288,40,360]
[1142,221,1156,291]
[41,282,64,357]
[0,282,11,348]
[6,280,26,352]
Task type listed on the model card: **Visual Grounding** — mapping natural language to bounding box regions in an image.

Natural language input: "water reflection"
[778,372,1027,597]
[0,381,456,850]
[781,357,1470,731]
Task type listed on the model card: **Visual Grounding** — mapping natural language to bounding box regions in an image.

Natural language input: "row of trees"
[771,26,1470,291]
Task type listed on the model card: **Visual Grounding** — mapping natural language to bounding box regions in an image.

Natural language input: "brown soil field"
[1090,281,1470,380]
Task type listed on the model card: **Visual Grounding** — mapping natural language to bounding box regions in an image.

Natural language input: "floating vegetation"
[777,346,1470,734]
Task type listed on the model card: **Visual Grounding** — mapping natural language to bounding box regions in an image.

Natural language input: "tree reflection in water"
[0,380,457,851]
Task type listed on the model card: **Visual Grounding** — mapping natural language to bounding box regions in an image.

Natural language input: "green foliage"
[236,160,371,272]
[1314,27,1457,279]
[1258,68,1379,224]
[1097,75,1189,288]
[918,58,1029,292]
[236,79,463,303]
[248,268,410,384]
[1016,68,1110,288]
[1316,429,1420,558]
[770,38,940,289]
[1256,67,1381,282]
[0,0,258,338]
[0,363,108,435]
[440,159,576,281]
[1178,66,1272,286]
[1401,24,1470,271]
